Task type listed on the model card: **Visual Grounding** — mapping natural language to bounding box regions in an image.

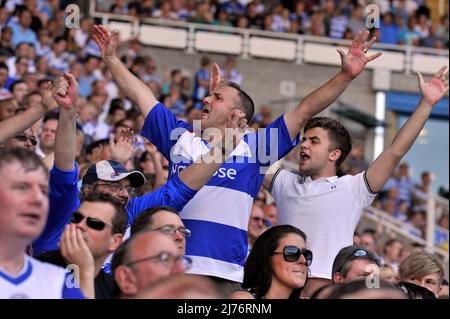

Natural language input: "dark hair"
[227,82,255,123]
[303,117,352,169]
[0,62,8,71]
[0,147,48,175]
[43,112,59,123]
[397,281,436,299]
[332,245,381,280]
[383,238,402,254]
[84,138,109,155]
[109,98,125,112]
[10,79,26,93]
[130,206,179,235]
[243,225,308,299]
[79,192,128,235]
[37,78,52,87]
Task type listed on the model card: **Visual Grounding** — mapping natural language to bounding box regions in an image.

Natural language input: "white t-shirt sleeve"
[269,169,295,202]
[345,171,378,209]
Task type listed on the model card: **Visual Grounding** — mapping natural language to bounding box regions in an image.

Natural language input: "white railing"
[363,206,448,263]
[89,1,449,76]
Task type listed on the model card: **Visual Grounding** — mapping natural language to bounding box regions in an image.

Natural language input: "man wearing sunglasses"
[111,230,191,298]
[36,193,128,299]
[1,128,37,151]
[331,245,381,284]
[0,81,57,146]
[32,72,247,258]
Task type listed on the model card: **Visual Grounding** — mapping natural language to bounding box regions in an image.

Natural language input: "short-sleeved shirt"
[0,255,84,299]
[270,170,377,279]
[142,102,298,282]
[32,161,196,256]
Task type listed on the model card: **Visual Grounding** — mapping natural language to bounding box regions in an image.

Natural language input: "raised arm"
[53,73,78,171]
[93,25,158,118]
[284,31,382,139]
[0,85,57,143]
[366,66,449,193]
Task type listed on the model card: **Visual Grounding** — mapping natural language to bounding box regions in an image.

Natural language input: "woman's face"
[271,233,308,290]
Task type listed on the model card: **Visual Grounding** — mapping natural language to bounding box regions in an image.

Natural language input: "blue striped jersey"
[142,103,298,282]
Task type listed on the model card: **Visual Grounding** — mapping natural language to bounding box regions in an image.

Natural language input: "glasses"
[337,249,370,273]
[14,134,37,146]
[70,211,112,231]
[154,225,192,238]
[272,245,313,266]
[95,182,135,195]
[126,251,192,269]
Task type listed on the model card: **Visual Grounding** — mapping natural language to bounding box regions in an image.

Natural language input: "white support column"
[426,194,436,250]
[373,91,386,161]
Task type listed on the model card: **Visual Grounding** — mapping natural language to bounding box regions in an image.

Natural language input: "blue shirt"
[142,102,298,282]
[32,162,196,255]
[10,23,37,48]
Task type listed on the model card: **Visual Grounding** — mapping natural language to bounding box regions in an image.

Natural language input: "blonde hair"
[399,252,444,282]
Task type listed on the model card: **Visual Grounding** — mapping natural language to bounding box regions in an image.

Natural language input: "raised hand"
[52,73,78,110]
[110,127,136,165]
[417,65,449,106]
[92,25,119,62]
[40,80,58,112]
[209,63,222,93]
[223,109,248,156]
[337,30,382,80]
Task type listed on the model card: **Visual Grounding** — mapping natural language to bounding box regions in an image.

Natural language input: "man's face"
[71,200,120,259]
[4,128,37,151]
[0,100,17,121]
[411,273,442,297]
[19,11,32,28]
[248,205,265,241]
[12,82,28,103]
[0,67,8,87]
[150,211,187,254]
[299,127,338,177]
[92,178,133,206]
[200,85,239,130]
[386,242,403,262]
[40,119,58,150]
[0,161,48,242]
[128,232,186,293]
[343,259,377,282]
[263,204,278,226]
[360,234,376,252]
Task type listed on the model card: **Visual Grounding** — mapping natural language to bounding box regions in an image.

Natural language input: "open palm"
[418,66,449,106]
[338,31,382,79]
[93,25,119,61]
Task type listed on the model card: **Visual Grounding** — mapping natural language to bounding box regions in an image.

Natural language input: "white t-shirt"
[270,170,377,279]
[0,255,84,299]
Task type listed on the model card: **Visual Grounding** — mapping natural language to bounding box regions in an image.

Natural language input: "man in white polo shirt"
[265,65,449,297]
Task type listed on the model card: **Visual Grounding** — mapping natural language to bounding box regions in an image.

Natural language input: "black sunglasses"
[14,134,37,146]
[272,245,313,266]
[70,211,112,231]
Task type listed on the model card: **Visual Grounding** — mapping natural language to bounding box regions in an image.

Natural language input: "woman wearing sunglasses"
[230,225,312,299]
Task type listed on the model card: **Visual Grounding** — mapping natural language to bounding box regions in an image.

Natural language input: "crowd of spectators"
[98,0,449,49]
[0,0,448,300]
